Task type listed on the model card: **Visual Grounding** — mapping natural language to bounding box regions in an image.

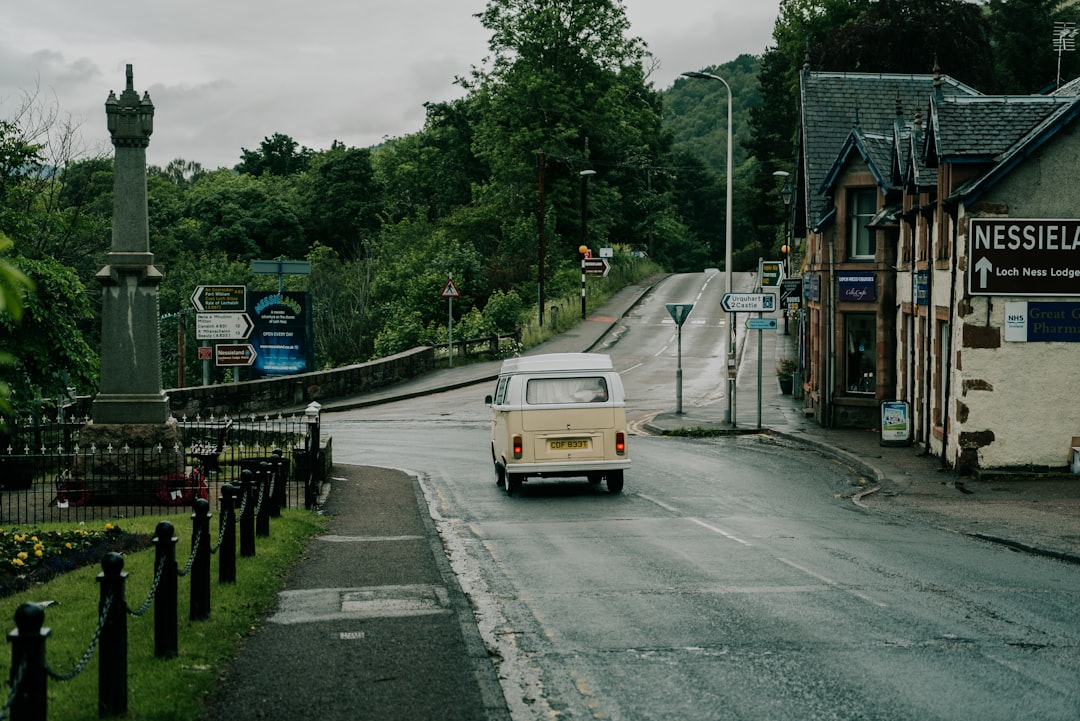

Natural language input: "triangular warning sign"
[441,277,461,298]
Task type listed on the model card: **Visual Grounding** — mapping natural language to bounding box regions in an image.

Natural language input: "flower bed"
[0,523,151,598]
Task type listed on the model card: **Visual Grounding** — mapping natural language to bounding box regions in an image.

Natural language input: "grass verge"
[3,510,326,720]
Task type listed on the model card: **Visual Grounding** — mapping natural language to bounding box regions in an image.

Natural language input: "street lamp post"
[682,70,735,424]
[579,169,596,320]
[775,170,793,335]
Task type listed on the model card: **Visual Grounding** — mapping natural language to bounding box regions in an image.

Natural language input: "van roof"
[499,352,614,375]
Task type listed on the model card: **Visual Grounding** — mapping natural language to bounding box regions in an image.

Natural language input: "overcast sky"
[0,1,779,171]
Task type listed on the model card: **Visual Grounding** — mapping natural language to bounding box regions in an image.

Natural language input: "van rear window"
[526,377,608,404]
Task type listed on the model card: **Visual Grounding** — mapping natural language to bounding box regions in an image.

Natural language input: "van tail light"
[616,432,626,455]
[513,435,523,459]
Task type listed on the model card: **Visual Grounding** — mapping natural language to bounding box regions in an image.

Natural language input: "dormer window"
[848,188,877,259]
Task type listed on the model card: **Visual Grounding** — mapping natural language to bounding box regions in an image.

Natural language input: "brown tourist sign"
[968,218,1080,296]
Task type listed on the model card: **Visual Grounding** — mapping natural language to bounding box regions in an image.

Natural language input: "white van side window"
[526,376,608,404]
[494,377,510,405]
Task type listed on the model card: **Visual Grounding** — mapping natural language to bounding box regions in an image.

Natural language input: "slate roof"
[799,69,980,229]
[819,129,893,194]
[939,94,1080,204]
[928,95,1076,164]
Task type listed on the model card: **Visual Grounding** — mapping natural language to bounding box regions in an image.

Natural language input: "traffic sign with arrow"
[721,292,777,313]
[196,312,254,340]
[191,285,245,312]
[215,344,257,366]
[582,257,610,276]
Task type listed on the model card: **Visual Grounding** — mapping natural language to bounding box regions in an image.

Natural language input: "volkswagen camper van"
[486,352,630,494]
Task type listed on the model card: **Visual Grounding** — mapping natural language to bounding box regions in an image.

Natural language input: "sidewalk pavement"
[204,275,1079,720]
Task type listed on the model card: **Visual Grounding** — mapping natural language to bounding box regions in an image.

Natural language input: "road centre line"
[636,494,752,546]
[776,557,887,607]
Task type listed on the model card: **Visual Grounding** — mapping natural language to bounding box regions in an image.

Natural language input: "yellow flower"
[16,552,27,560]
[65,542,72,550]
[104,523,114,531]
[30,536,38,542]
[34,549,42,558]
[11,558,23,567]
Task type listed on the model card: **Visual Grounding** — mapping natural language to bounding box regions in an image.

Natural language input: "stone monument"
[85,65,182,460]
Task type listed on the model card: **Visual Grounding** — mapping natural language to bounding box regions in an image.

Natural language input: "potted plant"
[776,357,798,395]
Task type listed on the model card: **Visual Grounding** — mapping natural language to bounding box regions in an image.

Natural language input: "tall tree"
[989,0,1080,93]
[299,142,381,258]
[235,133,313,177]
[462,0,665,276]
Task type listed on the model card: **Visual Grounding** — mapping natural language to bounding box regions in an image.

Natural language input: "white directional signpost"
[666,303,694,414]
[191,284,254,384]
[722,292,778,429]
[721,292,777,312]
[196,312,254,340]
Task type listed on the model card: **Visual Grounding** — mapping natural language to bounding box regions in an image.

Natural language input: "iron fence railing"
[0,410,320,525]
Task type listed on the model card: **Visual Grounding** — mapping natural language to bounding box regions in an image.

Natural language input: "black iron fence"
[4,463,299,720]
[0,406,326,526]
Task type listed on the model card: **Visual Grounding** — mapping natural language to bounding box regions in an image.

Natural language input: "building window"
[845,313,876,394]
[848,188,877,259]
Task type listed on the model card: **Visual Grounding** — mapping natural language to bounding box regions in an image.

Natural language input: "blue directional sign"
[746,317,778,330]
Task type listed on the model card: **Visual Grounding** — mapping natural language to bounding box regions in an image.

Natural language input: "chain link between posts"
[127,556,166,618]
[177,529,202,577]
[46,593,114,682]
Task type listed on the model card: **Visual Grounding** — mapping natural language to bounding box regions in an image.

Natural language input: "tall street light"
[682,70,735,424]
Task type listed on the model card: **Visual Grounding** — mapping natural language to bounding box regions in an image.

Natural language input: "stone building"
[792,65,1080,472]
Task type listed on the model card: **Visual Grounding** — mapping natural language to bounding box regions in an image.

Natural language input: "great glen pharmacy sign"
[968,218,1080,296]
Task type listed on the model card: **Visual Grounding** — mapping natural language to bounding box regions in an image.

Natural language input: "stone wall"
[164,347,435,417]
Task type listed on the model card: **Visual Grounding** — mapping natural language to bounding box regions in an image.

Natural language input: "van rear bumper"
[504,459,630,477]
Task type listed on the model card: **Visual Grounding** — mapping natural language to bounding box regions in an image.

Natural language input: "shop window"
[845,314,876,394]
[848,189,876,259]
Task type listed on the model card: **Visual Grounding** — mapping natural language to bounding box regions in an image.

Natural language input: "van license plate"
[550,439,589,451]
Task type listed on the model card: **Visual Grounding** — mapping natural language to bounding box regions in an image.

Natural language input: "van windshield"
[526,377,608,404]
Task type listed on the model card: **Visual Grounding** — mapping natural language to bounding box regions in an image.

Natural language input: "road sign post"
[666,303,694,414]
[441,275,461,367]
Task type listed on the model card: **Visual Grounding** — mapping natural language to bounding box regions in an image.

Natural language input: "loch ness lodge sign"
[968,218,1080,296]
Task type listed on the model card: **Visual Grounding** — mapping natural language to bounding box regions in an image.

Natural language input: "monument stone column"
[92,64,170,425]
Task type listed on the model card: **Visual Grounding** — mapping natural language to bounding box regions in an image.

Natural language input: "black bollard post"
[239,470,256,557]
[219,484,237,583]
[270,449,285,516]
[153,521,178,659]
[8,603,49,721]
[98,552,128,717]
[190,499,212,621]
[256,461,271,537]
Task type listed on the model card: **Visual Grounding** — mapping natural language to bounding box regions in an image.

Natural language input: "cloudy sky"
[0,1,780,170]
